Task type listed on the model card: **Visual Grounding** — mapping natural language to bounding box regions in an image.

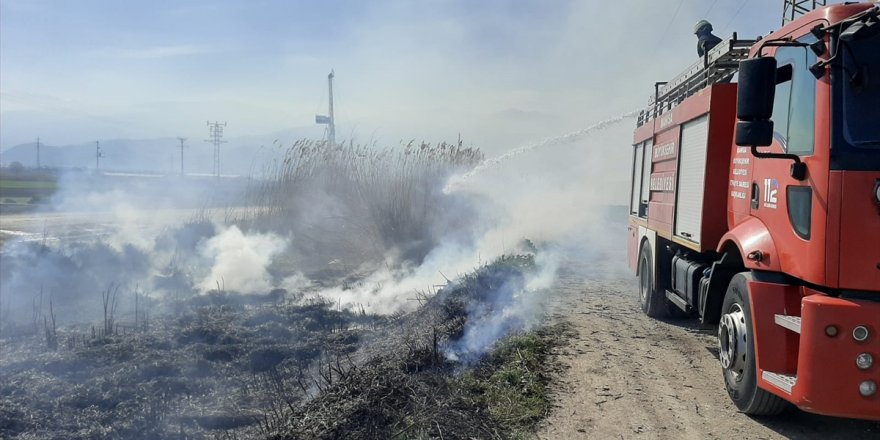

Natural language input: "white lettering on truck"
[650,175,675,192]
[653,142,675,159]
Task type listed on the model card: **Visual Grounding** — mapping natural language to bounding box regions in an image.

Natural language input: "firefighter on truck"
[628,3,880,421]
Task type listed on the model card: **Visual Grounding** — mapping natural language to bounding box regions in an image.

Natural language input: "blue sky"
[1,0,790,152]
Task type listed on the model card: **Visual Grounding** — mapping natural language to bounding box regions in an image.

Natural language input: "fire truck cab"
[628,3,880,420]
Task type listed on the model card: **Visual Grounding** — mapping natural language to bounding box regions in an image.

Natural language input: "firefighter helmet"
[694,20,713,34]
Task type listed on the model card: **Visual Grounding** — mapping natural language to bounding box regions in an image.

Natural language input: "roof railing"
[637,33,759,127]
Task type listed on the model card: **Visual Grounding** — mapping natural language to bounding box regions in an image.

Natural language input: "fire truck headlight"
[859,380,876,397]
[825,325,839,337]
[853,326,870,342]
[856,353,873,370]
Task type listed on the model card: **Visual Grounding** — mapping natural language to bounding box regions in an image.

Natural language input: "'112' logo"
[763,178,778,209]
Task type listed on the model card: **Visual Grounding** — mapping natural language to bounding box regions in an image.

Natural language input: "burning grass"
[265,255,570,440]
[265,324,571,440]
[0,254,565,439]
[0,137,567,439]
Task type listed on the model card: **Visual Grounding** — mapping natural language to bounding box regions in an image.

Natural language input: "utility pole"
[36,137,41,168]
[176,137,187,176]
[205,122,227,177]
[95,141,104,170]
[328,70,336,147]
[782,0,826,25]
[315,70,336,147]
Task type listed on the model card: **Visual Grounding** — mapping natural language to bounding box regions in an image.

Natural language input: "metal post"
[783,0,826,26]
[177,137,187,176]
[315,70,337,146]
[328,70,336,147]
[95,141,103,170]
[205,122,227,177]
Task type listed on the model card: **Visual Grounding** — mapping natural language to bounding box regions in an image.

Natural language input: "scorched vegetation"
[0,255,563,439]
[0,140,563,439]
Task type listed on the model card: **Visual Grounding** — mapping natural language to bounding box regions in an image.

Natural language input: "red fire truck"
[628,2,880,420]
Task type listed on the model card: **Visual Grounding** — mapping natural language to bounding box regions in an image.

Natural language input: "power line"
[724,0,751,32]
[703,0,721,18]
[656,0,686,48]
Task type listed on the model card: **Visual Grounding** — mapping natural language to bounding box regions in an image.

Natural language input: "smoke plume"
[445,251,561,363]
[197,225,288,294]
[2,107,636,361]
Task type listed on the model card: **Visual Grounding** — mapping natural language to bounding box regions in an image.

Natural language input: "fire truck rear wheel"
[719,272,788,416]
[638,242,668,318]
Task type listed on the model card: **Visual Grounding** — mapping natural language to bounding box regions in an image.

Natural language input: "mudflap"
[746,279,801,395]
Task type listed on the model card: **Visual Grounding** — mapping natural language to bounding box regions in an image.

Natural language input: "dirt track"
[538,258,880,439]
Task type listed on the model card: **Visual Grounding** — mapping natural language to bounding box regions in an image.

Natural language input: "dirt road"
[538,258,880,439]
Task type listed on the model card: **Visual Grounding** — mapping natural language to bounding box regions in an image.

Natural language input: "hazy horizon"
[2,0,787,155]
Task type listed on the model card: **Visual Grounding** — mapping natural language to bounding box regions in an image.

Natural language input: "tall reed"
[234,140,482,269]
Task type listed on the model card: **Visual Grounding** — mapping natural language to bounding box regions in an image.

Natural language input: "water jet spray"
[443,109,640,194]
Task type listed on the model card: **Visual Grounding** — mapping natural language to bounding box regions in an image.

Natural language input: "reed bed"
[233,140,482,271]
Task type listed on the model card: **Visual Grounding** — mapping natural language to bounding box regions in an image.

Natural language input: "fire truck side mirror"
[735,57,777,147]
[736,57,777,120]
[735,120,773,147]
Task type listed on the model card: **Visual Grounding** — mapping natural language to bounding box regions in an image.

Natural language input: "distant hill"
[0,127,323,176]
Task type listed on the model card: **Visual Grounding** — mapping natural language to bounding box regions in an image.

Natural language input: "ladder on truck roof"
[637,33,758,127]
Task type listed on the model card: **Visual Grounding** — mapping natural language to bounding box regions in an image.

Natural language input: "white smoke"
[300,108,638,365]
[314,110,636,321]
[315,243,481,314]
[280,272,311,293]
[1,108,636,345]
[197,225,288,294]
[445,251,561,363]
[0,168,304,328]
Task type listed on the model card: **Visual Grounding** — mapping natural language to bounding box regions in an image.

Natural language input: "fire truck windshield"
[840,31,880,148]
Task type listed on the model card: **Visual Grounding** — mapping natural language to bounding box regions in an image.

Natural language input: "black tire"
[638,241,668,318]
[719,272,788,416]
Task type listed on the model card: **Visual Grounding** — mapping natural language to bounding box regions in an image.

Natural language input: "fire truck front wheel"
[638,242,668,318]
[719,272,787,415]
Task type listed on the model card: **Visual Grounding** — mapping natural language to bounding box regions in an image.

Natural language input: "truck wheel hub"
[719,304,748,378]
